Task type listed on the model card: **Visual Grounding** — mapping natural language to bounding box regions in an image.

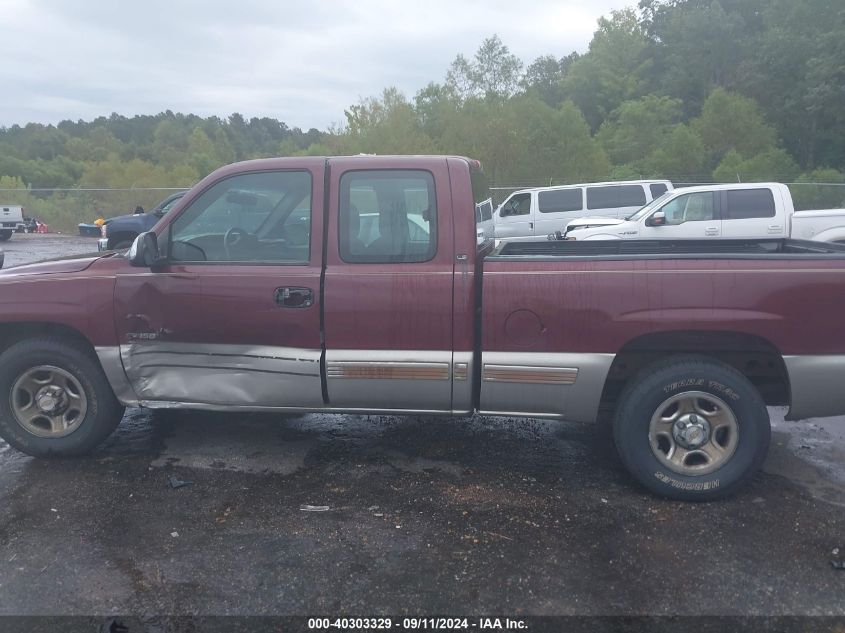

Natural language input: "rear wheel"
[0,338,125,456]
[0,230,12,241]
[613,356,770,500]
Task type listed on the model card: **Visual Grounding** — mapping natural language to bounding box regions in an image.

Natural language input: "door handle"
[529,222,534,230]
[275,287,313,308]
[705,227,719,236]
[767,225,782,233]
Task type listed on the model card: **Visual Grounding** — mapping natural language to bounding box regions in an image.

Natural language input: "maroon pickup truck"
[1,155,844,500]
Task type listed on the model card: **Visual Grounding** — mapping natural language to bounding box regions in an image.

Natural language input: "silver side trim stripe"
[326,361,450,380]
[482,364,578,385]
[453,362,469,381]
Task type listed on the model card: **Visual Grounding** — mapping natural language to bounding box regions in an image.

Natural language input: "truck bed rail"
[488,238,845,260]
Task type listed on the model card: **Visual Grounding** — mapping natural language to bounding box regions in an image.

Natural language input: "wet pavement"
[0,235,844,617]
[1,233,101,268]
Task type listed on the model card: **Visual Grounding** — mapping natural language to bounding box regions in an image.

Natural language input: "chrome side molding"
[482,364,578,385]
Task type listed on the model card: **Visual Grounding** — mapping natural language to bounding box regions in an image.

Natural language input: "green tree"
[713,148,799,182]
[445,35,523,102]
[596,95,683,166]
[562,9,652,130]
[692,88,777,166]
[342,87,436,155]
[641,124,707,181]
[791,168,845,210]
[521,53,579,107]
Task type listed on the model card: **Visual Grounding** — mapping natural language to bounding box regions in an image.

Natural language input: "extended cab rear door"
[322,157,456,411]
[717,186,784,238]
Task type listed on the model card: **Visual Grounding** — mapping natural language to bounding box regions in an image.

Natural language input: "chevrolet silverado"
[1,155,844,501]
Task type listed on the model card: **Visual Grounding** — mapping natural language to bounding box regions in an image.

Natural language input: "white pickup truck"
[555,183,845,243]
[0,205,25,241]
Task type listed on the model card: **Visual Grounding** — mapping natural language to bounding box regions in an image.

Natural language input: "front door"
[114,163,326,409]
[640,191,720,239]
[322,158,455,412]
[494,192,534,240]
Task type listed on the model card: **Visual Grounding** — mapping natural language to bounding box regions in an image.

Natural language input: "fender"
[809,226,845,243]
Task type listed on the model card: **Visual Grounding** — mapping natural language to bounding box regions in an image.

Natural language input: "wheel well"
[0,322,97,359]
[601,331,790,407]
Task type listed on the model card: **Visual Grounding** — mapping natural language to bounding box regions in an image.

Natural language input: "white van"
[493,180,673,241]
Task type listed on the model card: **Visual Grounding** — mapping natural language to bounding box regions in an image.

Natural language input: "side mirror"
[128,231,165,267]
[647,211,666,227]
[476,228,486,247]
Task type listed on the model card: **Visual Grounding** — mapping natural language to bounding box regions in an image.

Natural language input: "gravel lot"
[1,234,845,620]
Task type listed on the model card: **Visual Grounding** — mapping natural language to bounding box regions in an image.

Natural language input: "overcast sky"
[1,0,632,131]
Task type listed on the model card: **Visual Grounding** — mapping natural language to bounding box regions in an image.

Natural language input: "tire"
[0,230,12,242]
[0,338,125,457]
[613,355,770,501]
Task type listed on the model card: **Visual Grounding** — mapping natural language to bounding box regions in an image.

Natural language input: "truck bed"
[488,238,845,260]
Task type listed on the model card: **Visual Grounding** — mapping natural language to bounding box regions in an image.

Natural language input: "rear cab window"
[338,170,437,264]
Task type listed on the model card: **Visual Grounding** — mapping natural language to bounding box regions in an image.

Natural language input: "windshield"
[626,191,673,221]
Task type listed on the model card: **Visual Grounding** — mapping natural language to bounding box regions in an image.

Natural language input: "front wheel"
[613,356,770,501]
[0,338,125,456]
[0,230,12,241]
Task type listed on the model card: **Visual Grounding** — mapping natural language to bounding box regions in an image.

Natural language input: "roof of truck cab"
[212,155,476,172]
[508,180,673,196]
[663,182,788,194]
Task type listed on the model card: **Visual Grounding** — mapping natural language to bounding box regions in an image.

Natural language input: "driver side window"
[658,192,714,226]
[501,193,531,217]
[169,171,311,263]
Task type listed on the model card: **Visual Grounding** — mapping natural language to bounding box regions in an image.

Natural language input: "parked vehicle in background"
[0,205,25,241]
[16,217,38,234]
[556,182,845,242]
[4,156,845,501]
[494,180,672,242]
[98,191,186,250]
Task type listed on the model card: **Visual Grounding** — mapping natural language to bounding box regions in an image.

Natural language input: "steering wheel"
[223,227,248,260]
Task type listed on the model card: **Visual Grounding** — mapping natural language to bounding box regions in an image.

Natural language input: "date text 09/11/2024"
[307,617,528,630]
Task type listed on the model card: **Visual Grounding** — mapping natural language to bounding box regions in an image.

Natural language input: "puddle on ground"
[765,407,845,507]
